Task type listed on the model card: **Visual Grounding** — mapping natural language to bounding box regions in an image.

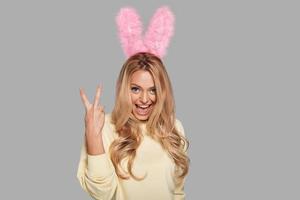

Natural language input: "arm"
[173,119,189,200]
[77,138,118,200]
[173,178,186,200]
[78,86,118,199]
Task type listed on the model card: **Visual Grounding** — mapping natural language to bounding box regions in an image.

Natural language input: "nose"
[139,91,149,103]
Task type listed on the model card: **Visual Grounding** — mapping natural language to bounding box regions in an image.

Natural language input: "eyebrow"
[130,83,156,89]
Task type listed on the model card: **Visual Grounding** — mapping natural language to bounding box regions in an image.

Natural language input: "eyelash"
[131,87,140,93]
[150,88,156,94]
[131,87,156,94]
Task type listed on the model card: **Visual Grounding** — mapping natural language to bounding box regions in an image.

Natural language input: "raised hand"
[79,85,105,155]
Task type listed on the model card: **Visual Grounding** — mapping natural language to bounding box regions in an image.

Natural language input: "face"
[130,70,156,121]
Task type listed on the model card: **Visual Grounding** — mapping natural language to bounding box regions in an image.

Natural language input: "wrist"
[85,135,104,155]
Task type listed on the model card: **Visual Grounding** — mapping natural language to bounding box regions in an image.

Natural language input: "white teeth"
[136,104,151,116]
[137,105,150,108]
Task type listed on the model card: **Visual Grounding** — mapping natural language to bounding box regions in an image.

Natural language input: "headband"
[116,6,175,58]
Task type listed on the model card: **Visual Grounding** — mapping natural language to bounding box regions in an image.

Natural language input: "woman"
[77,52,190,200]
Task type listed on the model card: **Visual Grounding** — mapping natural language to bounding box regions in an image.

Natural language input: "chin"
[132,112,150,121]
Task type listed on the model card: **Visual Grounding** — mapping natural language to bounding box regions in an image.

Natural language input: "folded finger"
[98,105,105,112]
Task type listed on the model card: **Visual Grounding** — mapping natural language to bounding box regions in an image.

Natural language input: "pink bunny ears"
[116,6,175,58]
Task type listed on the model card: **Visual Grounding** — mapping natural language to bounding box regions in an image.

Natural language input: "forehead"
[130,70,155,87]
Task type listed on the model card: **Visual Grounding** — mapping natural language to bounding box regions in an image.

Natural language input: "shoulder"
[103,113,117,132]
[104,113,113,128]
[175,118,185,137]
[175,118,189,152]
[101,113,118,149]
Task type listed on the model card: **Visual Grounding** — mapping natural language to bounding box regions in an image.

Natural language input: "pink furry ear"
[116,7,146,58]
[144,6,175,58]
[116,6,175,58]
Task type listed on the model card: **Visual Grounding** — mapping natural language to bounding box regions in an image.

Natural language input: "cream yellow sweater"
[77,114,187,200]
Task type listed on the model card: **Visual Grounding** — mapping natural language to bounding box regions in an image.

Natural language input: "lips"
[135,104,152,116]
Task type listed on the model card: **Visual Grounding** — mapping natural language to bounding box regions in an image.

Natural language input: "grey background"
[0,0,299,199]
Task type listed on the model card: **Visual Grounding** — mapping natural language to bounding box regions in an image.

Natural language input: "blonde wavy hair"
[110,52,189,182]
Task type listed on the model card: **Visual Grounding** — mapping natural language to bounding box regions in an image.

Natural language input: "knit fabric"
[77,113,186,200]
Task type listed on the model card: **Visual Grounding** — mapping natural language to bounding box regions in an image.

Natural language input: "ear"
[116,7,146,57]
[144,6,175,58]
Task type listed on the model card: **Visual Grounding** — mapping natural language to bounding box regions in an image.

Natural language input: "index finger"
[93,84,103,108]
[79,88,90,109]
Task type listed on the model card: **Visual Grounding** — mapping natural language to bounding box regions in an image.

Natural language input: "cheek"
[130,93,139,104]
[151,95,157,103]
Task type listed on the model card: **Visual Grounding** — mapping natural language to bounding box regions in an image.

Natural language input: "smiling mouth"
[135,104,152,115]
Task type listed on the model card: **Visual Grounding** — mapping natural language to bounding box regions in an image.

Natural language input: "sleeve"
[76,115,118,200]
[173,179,186,200]
[173,119,188,200]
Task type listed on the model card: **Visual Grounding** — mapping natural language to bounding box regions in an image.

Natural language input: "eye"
[131,86,140,93]
[149,88,156,95]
